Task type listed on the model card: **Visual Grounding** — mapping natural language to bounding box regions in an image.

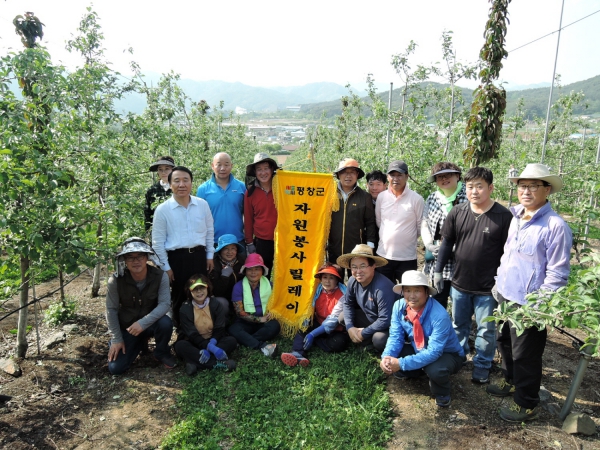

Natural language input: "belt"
[168,245,205,254]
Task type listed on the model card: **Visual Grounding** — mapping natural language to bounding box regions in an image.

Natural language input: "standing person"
[196,152,246,248]
[487,164,572,422]
[328,158,377,278]
[106,237,175,375]
[152,166,215,321]
[366,170,388,207]
[280,263,350,367]
[144,156,175,232]
[421,162,467,309]
[244,153,278,277]
[337,245,397,353]
[174,274,237,375]
[229,254,281,357]
[434,167,512,385]
[376,160,424,284]
[381,271,464,407]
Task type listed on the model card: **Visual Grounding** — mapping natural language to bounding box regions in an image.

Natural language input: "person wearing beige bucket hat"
[380,270,464,408]
[336,244,398,353]
[487,163,572,423]
[243,153,279,277]
[328,158,377,278]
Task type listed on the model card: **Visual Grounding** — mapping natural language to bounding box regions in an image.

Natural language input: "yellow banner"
[267,171,338,337]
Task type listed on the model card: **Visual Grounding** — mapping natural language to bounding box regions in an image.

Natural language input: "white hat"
[508,163,563,194]
[393,270,437,296]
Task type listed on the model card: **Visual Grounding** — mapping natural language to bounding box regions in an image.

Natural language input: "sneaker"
[213,360,237,371]
[435,395,451,408]
[471,367,490,384]
[499,400,538,423]
[154,354,177,369]
[486,379,515,397]
[185,362,198,376]
[260,343,278,358]
[281,352,310,367]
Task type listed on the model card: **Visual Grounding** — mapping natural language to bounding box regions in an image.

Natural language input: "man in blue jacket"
[380,271,464,408]
[488,164,572,422]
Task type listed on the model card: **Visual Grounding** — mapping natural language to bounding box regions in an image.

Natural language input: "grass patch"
[161,339,393,450]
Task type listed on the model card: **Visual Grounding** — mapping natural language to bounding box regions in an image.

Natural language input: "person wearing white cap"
[106,237,175,375]
[380,271,463,408]
[487,163,572,423]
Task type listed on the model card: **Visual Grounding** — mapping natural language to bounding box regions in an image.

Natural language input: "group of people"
[107,152,571,423]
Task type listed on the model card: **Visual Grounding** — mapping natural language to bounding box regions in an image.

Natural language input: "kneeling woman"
[380,271,464,408]
[228,254,281,357]
[281,263,350,367]
[174,274,238,375]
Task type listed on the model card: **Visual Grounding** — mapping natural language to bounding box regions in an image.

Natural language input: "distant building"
[286,106,301,112]
[235,106,248,115]
[282,145,299,152]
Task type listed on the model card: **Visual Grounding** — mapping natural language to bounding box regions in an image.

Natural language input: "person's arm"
[243,191,254,245]
[540,219,573,292]
[361,288,393,339]
[105,275,124,344]
[321,298,344,333]
[434,209,457,273]
[342,280,357,330]
[231,282,262,323]
[381,301,406,358]
[399,315,450,372]
[144,187,155,232]
[375,195,382,228]
[204,202,215,260]
[152,205,171,272]
[137,272,171,330]
[414,195,424,238]
[421,214,433,248]
[209,298,229,340]
[364,194,377,247]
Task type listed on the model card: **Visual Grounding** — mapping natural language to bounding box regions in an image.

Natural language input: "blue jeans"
[450,287,497,370]
[108,315,173,375]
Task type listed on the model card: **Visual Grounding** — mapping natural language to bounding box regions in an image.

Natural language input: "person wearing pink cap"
[228,253,281,357]
[280,263,350,367]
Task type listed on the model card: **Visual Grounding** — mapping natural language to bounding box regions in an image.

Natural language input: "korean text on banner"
[268,171,338,337]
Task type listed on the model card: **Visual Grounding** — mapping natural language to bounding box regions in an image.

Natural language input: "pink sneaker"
[281,352,310,367]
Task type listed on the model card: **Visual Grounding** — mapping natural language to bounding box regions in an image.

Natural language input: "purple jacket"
[496,202,572,305]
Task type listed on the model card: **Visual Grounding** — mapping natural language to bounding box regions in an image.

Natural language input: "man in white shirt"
[376,160,424,284]
[152,166,214,321]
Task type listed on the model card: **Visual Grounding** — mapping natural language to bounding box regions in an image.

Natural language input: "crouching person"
[380,271,463,408]
[174,274,237,375]
[106,237,175,375]
[281,263,350,367]
[228,254,281,357]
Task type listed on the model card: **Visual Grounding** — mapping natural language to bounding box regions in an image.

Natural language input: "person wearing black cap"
[144,156,175,231]
[375,160,424,284]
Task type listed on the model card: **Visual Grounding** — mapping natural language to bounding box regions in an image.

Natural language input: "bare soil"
[0,267,599,449]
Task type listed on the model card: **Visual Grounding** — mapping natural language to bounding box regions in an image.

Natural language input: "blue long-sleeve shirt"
[382,298,463,372]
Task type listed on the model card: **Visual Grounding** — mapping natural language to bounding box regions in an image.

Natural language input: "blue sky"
[1,0,598,90]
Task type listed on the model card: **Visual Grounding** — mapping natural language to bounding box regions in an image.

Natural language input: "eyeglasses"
[350,264,370,272]
[124,254,146,262]
[435,173,454,181]
[517,184,546,192]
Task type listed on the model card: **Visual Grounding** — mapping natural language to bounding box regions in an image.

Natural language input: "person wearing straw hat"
[487,163,572,423]
[244,152,279,277]
[380,271,463,408]
[196,152,246,247]
[327,158,378,278]
[229,253,281,357]
[144,156,175,231]
[106,237,175,375]
[337,244,398,353]
[434,167,513,386]
[280,263,350,367]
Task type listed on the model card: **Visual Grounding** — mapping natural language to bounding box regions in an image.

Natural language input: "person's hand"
[380,356,394,374]
[221,266,234,277]
[198,349,210,364]
[348,327,364,343]
[426,243,440,257]
[246,243,256,254]
[166,269,175,283]
[207,338,228,361]
[303,332,315,351]
[260,313,272,323]
[108,342,126,362]
[433,272,444,293]
[126,321,143,336]
[491,283,499,301]
[206,259,214,272]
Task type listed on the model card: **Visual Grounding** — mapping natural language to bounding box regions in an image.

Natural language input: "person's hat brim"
[336,249,387,269]
[314,266,343,281]
[427,169,461,183]
[393,284,437,296]
[246,158,279,177]
[190,280,208,290]
[149,159,176,172]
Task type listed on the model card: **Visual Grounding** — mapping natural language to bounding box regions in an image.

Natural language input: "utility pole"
[385,82,393,164]
[541,0,565,164]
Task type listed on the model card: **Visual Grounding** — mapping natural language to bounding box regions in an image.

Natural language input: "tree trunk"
[59,270,65,304]
[91,222,102,298]
[17,255,30,358]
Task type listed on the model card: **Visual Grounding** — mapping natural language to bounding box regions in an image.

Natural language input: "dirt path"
[0,270,599,449]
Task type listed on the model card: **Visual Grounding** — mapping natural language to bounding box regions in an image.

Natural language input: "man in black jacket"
[106,237,175,374]
[328,158,378,278]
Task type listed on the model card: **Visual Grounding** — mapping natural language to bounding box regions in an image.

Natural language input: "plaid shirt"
[144,182,172,231]
[423,184,467,280]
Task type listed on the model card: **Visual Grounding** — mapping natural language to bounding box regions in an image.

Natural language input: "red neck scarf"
[405,307,425,350]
